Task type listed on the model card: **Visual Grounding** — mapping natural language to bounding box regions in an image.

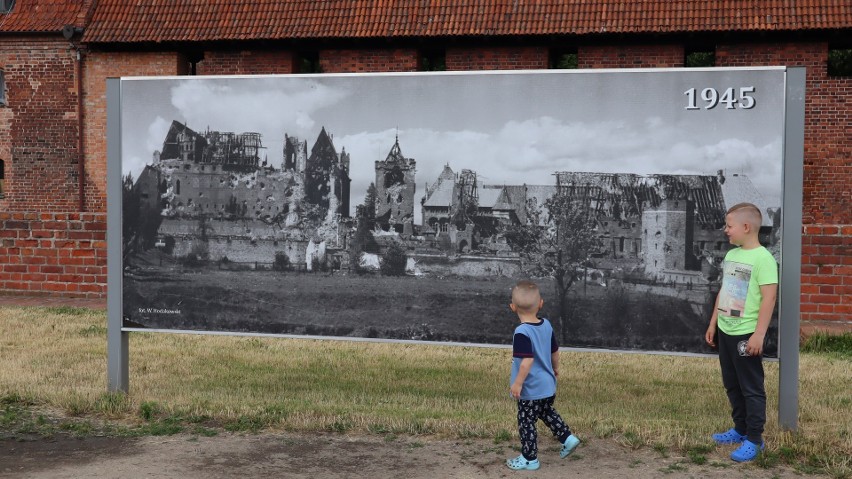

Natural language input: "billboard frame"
[107,67,805,430]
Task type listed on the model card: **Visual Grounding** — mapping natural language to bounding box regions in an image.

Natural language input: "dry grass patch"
[1,306,850,476]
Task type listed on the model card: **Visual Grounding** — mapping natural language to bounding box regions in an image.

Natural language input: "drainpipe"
[64,25,85,211]
[76,47,85,212]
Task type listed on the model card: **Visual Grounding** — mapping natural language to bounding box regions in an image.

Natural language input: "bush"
[180,252,205,267]
[311,255,328,272]
[380,243,408,276]
[273,252,290,271]
[187,241,209,264]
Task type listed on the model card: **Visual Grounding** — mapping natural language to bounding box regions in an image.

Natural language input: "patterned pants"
[517,395,571,460]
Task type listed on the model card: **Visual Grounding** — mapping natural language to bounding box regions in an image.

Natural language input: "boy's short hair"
[512,280,541,313]
[726,202,762,231]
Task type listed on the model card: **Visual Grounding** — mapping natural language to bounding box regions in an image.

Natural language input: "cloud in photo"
[170,79,350,153]
[338,116,781,222]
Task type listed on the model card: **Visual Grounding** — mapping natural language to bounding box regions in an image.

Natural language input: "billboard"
[116,68,792,355]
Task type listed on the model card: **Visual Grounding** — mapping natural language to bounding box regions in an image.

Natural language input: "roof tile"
[7,0,849,42]
[0,0,96,33]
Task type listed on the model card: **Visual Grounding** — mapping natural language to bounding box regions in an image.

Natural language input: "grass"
[1,305,851,477]
[802,332,852,359]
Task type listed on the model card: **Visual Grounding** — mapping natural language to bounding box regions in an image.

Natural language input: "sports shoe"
[731,440,765,462]
[506,455,540,470]
[712,428,747,445]
[560,434,580,458]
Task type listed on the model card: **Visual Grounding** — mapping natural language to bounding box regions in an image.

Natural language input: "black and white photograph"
[120,68,786,354]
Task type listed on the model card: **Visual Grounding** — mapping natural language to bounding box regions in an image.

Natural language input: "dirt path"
[0,432,822,479]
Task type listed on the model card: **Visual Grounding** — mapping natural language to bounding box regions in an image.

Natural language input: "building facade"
[0,0,849,334]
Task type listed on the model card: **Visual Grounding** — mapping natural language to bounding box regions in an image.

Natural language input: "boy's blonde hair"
[512,280,541,313]
[726,202,763,231]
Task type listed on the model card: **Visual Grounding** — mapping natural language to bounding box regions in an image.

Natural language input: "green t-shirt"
[717,245,778,335]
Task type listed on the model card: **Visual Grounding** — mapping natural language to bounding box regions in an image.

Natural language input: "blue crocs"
[506,455,540,470]
[712,428,747,445]
[560,434,581,458]
[731,440,765,462]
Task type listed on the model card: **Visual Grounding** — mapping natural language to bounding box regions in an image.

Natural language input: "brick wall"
[446,46,548,70]
[197,50,295,75]
[0,212,106,296]
[319,49,419,73]
[579,44,684,68]
[2,40,850,335]
[717,42,851,333]
[83,51,188,213]
[0,37,81,213]
[800,225,852,334]
[0,51,187,298]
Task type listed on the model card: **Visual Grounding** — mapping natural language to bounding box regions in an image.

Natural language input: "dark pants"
[718,330,766,444]
[517,395,571,460]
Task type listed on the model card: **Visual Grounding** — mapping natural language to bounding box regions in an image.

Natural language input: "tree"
[362,182,377,225]
[122,173,140,259]
[349,183,380,272]
[380,242,408,276]
[122,172,164,259]
[505,194,602,342]
[273,252,290,271]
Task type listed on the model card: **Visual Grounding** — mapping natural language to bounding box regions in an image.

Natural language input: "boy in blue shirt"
[705,203,778,462]
[506,280,580,471]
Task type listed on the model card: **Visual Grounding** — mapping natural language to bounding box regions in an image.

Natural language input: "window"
[0,70,6,106]
[828,48,852,77]
[0,159,4,197]
[0,0,14,14]
[185,51,204,76]
[296,52,322,74]
[549,49,578,69]
[419,50,446,71]
[685,48,715,67]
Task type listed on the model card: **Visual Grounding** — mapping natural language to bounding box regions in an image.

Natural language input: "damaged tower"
[374,135,416,234]
[304,127,351,217]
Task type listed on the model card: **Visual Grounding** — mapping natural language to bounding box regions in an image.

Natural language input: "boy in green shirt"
[705,203,778,462]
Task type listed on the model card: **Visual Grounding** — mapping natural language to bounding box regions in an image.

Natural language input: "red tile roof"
[0,0,96,33]
[82,0,852,43]
[6,0,849,43]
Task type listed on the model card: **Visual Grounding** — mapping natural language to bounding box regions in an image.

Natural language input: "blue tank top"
[510,319,557,400]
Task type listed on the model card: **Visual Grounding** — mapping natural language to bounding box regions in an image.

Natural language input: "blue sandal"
[506,455,540,470]
[560,434,580,458]
[712,428,746,445]
[731,440,764,462]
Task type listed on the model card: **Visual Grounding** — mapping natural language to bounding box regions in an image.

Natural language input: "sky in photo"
[121,69,787,222]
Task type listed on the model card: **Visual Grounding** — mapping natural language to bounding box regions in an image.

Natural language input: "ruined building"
[643,198,696,275]
[421,166,552,253]
[374,135,416,234]
[553,171,775,282]
[130,122,352,266]
[420,167,775,282]
[146,122,351,221]
[161,121,262,170]
[283,134,308,173]
[305,127,351,218]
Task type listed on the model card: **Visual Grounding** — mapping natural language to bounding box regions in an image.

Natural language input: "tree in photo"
[122,172,164,260]
[380,242,408,276]
[273,251,290,272]
[361,182,378,226]
[505,194,602,342]
[349,183,379,272]
[122,173,140,259]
